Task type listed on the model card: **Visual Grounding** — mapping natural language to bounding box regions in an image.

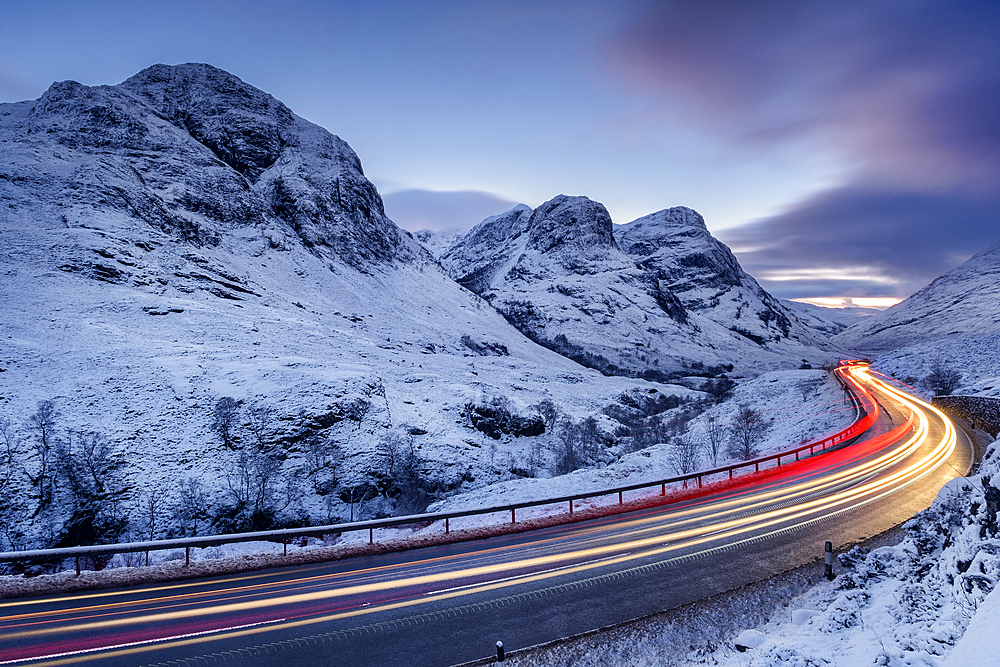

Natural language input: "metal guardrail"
[0,365,878,574]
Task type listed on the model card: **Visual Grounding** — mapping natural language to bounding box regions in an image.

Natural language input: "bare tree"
[703,415,726,467]
[0,418,26,550]
[245,400,275,452]
[141,489,163,541]
[667,435,702,479]
[174,477,209,536]
[211,397,241,449]
[534,399,559,432]
[304,437,340,494]
[526,440,545,477]
[377,431,407,485]
[27,400,59,508]
[225,442,281,528]
[728,404,771,461]
[926,365,962,396]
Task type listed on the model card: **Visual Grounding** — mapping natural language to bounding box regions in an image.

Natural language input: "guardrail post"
[511,508,516,523]
[185,546,190,567]
[755,462,759,472]
[698,476,702,488]
[446,517,450,534]
[619,491,623,505]
[369,528,373,544]
[729,469,733,480]
[661,482,665,495]
[569,500,573,515]
[283,540,288,557]
[76,556,81,577]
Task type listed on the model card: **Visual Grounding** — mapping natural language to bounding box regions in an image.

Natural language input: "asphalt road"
[0,366,975,667]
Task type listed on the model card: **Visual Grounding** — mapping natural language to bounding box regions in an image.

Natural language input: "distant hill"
[835,240,1000,351]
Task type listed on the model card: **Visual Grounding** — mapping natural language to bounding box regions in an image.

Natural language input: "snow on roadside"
[872,334,1000,398]
[430,368,855,523]
[503,435,1000,667]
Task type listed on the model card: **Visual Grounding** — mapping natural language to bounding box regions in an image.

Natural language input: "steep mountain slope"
[615,208,830,350]
[440,197,835,377]
[0,64,681,544]
[835,239,1000,351]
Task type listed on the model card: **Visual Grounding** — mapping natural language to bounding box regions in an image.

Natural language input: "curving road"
[0,364,975,667]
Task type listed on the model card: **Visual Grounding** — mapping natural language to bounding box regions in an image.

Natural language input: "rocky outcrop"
[3,62,420,270]
[616,207,812,347]
[441,196,834,377]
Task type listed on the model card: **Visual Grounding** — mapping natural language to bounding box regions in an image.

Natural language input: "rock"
[734,629,766,651]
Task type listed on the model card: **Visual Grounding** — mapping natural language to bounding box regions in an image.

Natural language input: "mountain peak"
[526,195,618,255]
[6,63,420,268]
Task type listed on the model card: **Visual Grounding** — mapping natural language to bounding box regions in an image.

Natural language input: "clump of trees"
[0,400,131,569]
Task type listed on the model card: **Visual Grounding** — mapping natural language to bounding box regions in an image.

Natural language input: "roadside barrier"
[0,365,881,573]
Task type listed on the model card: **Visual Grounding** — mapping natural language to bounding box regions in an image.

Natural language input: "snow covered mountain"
[782,300,879,336]
[836,239,1000,351]
[440,197,836,378]
[0,64,688,543]
[615,207,830,351]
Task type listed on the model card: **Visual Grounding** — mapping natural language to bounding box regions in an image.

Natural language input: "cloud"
[608,1,1000,298]
[719,187,1000,299]
[382,188,521,232]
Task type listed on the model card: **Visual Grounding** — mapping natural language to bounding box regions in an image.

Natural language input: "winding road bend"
[0,364,975,667]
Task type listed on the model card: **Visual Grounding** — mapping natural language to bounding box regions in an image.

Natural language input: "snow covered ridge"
[438,196,840,378]
[836,239,1000,351]
[871,333,1000,400]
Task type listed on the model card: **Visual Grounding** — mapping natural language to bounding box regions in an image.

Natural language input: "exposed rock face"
[441,196,833,377]
[836,239,1000,351]
[3,62,418,269]
[615,207,809,346]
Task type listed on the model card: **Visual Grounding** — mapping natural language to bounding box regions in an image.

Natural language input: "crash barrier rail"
[0,365,881,574]
[931,395,1000,438]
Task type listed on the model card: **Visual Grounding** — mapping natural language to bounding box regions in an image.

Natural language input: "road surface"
[0,365,975,666]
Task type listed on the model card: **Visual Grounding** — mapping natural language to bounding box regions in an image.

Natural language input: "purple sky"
[1,0,996,305]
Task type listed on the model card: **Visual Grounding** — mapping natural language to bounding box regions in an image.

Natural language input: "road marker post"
[824,541,834,580]
[496,640,505,664]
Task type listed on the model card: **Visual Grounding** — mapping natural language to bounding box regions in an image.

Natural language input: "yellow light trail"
[2,364,963,666]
